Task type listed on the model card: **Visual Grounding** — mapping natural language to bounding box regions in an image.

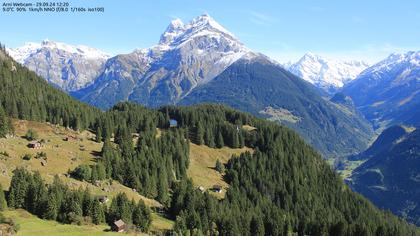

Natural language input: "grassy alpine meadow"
[2,209,146,236]
[0,119,174,233]
[187,141,253,198]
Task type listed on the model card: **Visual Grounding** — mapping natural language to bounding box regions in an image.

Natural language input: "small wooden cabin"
[112,219,126,232]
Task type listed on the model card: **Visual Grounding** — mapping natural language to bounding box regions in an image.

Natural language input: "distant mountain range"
[5,14,383,158]
[349,125,420,225]
[4,13,420,232]
[72,14,253,108]
[8,41,371,96]
[285,53,370,95]
[343,52,420,224]
[7,40,110,91]
[343,51,420,129]
[179,56,373,158]
[1,46,417,235]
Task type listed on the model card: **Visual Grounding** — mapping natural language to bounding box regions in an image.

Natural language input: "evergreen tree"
[216,131,224,148]
[250,215,265,236]
[8,168,30,208]
[91,200,105,224]
[26,171,46,214]
[157,169,169,205]
[196,123,204,145]
[43,193,58,220]
[25,128,38,141]
[0,183,7,210]
[81,188,93,217]
[132,200,151,232]
[108,193,132,223]
[0,106,11,137]
[95,118,103,142]
[215,159,224,173]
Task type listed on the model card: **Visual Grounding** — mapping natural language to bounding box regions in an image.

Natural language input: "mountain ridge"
[6,39,110,91]
[0,39,418,236]
[286,53,370,94]
[180,55,374,157]
[349,126,420,225]
[343,50,420,128]
[7,14,376,158]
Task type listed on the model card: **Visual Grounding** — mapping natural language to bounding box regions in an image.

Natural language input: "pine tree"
[25,128,38,141]
[0,183,7,210]
[196,123,204,145]
[95,118,103,142]
[91,200,105,224]
[43,193,58,220]
[251,215,265,236]
[157,169,169,205]
[0,106,11,138]
[215,159,224,173]
[26,171,46,214]
[232,131,239,148]
[216,131,224,148]
[82,188,93,217]
[108,193,132,223]
[8,168,30,208]
[132,200,151,232]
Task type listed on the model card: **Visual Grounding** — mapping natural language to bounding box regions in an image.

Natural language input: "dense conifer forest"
[0,45,418,235]
[0,45,98,131]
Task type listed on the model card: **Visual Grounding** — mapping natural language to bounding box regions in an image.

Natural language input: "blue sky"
[1,0,419,63]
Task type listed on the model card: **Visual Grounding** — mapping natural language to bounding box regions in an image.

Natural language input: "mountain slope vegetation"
[0,46,99,131]
[349,126,420,226]
[181,57,374,158]
[0,45,418,235]
[66,15,375,158]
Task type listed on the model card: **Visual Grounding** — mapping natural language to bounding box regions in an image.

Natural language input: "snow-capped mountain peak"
[287,53,370,94]
[8,39,110,63]
[159,19,185,45]
[7,40,111,92]
[6,42,41,63]
[363,51,420,77]
[158,13,242,50]
[300,52,321,61]
[188,13,235,38]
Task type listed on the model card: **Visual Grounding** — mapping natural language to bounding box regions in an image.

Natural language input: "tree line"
[6,168,151,232]
[0,47,418,235]
[0,47,99,131]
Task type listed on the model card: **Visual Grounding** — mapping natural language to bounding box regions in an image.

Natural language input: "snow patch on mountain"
[7,39,110,63]
[359,51,420,80]
[286,53,370,94]
[7,40,111,91]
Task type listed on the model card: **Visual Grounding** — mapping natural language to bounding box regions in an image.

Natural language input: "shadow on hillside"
[90,150,101,157]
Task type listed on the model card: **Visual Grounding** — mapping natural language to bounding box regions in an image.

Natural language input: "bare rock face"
[7,40,110,92]
[343,51,420,127]
[75,14,250,108]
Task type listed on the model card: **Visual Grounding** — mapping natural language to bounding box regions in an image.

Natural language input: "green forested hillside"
[350,127,420,226]
[349,125,409,161]
[0,47,418,235]
[180,57,374,158]
[0,47,99,131]
[96,103,417,235]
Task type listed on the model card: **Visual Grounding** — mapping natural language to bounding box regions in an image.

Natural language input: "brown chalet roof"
[114,219,125,227]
